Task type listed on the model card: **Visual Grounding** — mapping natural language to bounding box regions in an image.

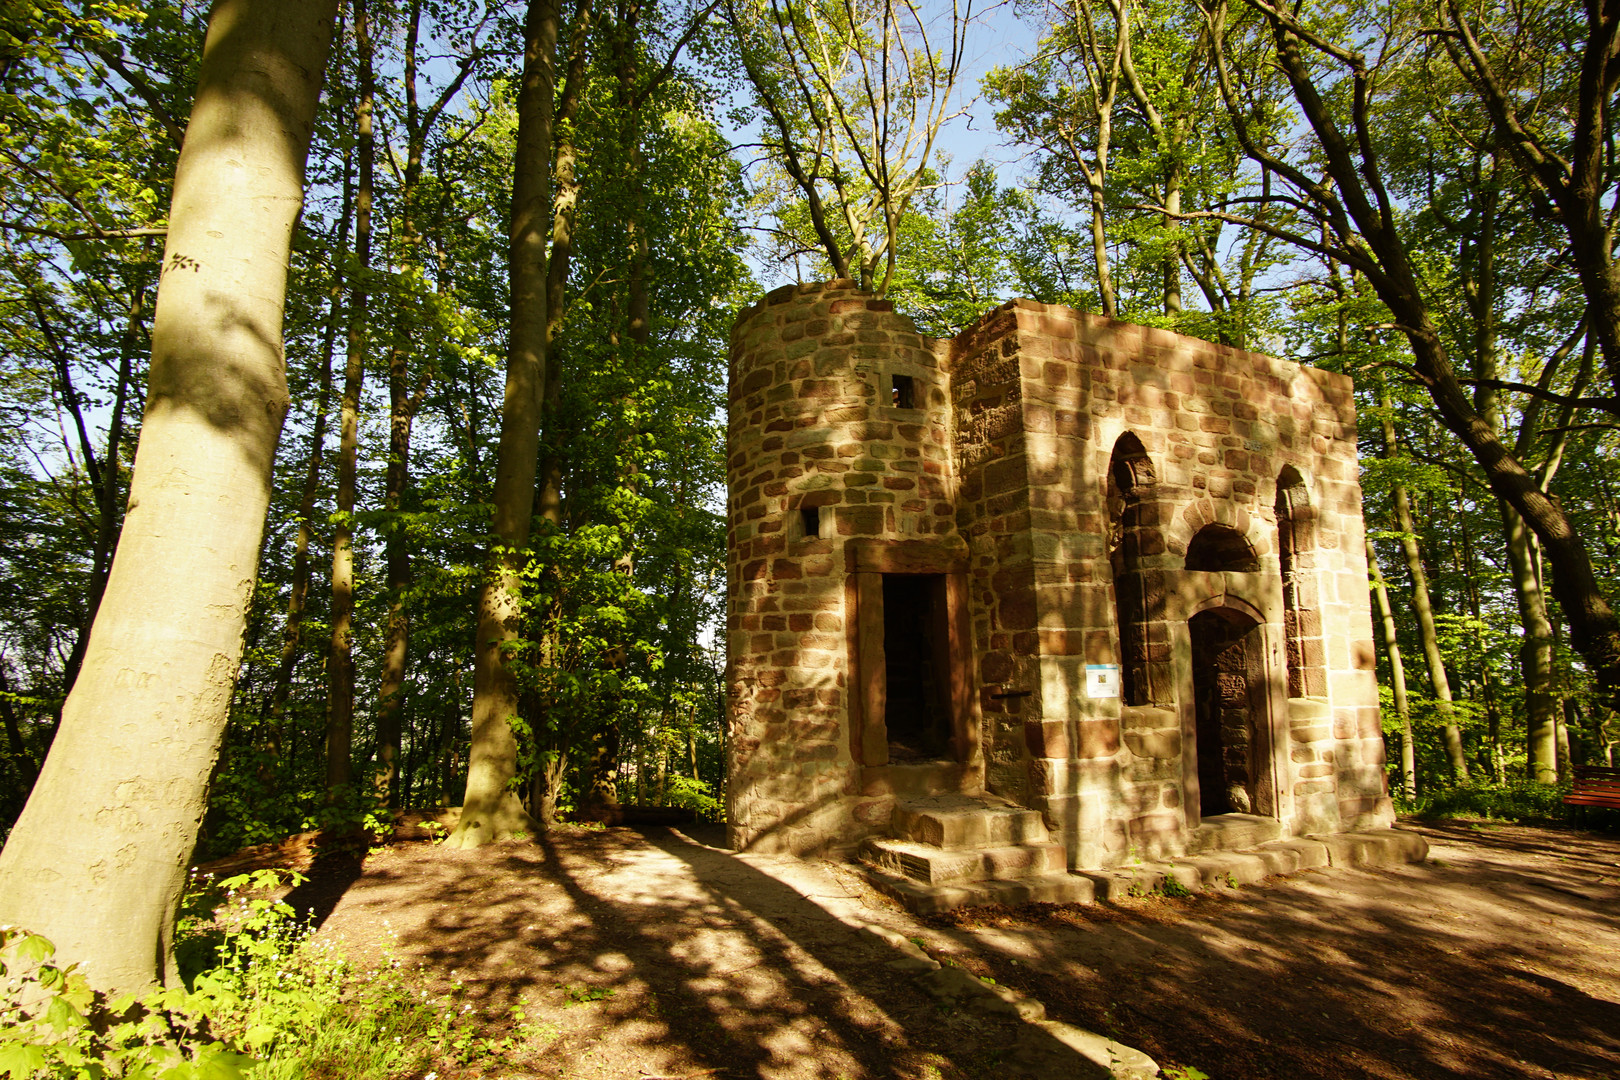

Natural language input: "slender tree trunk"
[1480,671,1504,782]
[1457,166,1561,786]
[1500,503,1559,781]
[0,661,37,796]
[375,320,415,809]
[1556,705,1573,779]
[375,0,478,807]
[528,0,592,826]
[265,153,353,735]
[448,0,558,847]
[1088,183,1117,319]
[34,273,147,698]
[579,2,648,817]
[0,0,336,994]
[1367,540,1416,799]
[327,0,376,799]
[1163,161,1182,315]
[1377,387,1467,780]
[80,274,151,654]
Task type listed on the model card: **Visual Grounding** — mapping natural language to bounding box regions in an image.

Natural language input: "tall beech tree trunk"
[528,0,591,826]
[1367,540,1416,799]
[448,0,557,847]
[577,0,650,819]
[327,0,376,798]
[1455,162,1562,785]
[1503,504,1560,781]
[0,0,336,994]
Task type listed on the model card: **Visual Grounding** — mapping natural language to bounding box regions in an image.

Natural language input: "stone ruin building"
[725,280,1415,908]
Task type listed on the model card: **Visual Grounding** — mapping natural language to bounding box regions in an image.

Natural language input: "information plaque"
[1085,664,1121,699]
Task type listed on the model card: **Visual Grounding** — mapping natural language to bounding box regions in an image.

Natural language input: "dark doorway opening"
[1190,608,1262,817]
[882,574,951,762]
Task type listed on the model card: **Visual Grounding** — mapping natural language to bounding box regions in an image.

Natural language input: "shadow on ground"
[311,824,1103,1080]
[294,819,1619,1080]
[914,820,1620,1080]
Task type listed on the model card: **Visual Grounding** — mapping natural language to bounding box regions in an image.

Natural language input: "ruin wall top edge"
[731,281,1354,395]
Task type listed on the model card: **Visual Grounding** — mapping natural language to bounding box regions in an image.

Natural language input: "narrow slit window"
[800,506,821,538]
[891,373,916,409]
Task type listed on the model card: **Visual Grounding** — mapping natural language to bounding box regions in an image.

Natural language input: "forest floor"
[211,817,1620,1080]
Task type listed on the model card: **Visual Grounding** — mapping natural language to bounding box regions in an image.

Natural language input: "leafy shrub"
[1400,779,1576,824]
[0,925,259,1079]
[1,868,532,1079]
[662,775,723,822]
[1159,875,1193,898]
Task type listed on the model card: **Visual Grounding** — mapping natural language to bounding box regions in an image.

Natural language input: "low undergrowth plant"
[1158,875,1193,899]
[1398,779,1575,824]
[1,868,532,1078]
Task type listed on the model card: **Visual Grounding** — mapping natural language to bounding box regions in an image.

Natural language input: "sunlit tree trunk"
[0,0,336,994]
[526,0,591,826]
[448,0,557,847]
[1377,385,1467,781]
[1367,540,1416,799]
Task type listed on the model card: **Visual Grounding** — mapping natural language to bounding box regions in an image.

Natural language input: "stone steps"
[890,793,1051,849]
[863,864,1100,915]
[862,811,1431,914]
[861,836,1067,885]
[862,793,1087,914]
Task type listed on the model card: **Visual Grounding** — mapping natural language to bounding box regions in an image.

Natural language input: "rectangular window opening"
[800,506,821,538]
[891,373,916,409]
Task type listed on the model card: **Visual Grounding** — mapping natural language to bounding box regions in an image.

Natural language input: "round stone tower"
[725,280,969,854]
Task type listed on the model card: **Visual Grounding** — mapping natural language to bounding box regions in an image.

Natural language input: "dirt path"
[273,820,1620,1080]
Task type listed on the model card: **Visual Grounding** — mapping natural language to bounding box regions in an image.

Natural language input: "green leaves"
[11,933,55,963]
[0,1043,46,1079]
[44,993,87,1031]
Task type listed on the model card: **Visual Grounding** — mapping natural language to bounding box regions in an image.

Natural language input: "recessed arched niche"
[1185,523,1260,573]
[1275,466,1325,698]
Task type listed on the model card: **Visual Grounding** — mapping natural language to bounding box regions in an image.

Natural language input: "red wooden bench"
[1566,765,1620,812]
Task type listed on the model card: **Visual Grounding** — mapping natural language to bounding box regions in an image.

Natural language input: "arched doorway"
[1188,606,1271,818]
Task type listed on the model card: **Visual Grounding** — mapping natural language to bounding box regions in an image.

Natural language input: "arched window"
[1108,434,1168,706]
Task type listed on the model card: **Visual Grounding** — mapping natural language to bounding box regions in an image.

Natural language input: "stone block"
[1123,730,1181,760]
